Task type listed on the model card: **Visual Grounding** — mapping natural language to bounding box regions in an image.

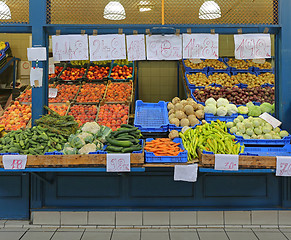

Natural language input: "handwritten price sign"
[106,153,130,172]
[89,34,126,61]
[234,34,271,59]
[3,155,27,170]
[276,157,291,177]
[126,34,146,61]
[215,154,239,171]
[146,35,182,60]
[52,35,89,61]
[182,34,219,59]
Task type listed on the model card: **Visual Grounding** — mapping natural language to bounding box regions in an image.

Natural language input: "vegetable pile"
[144,138,184,156]
[184,59,227,70]
[227,115,289,140]
[204,97,238,116]
[237,102,274,116]
[179,120,244,160]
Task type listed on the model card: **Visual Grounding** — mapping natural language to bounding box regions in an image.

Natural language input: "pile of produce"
[17,89,32,102]
[68,105,98,126]
[179,120,244,160]
[48,104,69,116]
[86,65,110,80]
[227,115,289,139]
[237,102,274,116]
[105,124,142,153]
[246,60,272,69]
[204,97,238,116]
[110,65,133,80]
[105,82,132,102]
[230,73,274,87]
[59,67,86,81]
[49,66,64,80]
[76,83,106,103]
[184,59,227,70]
[227,59,249,69]
[193,85,274,105]
[167,97,203,127]
[62,122,111,155]
[49,84,80,103]
[145,138,184,156]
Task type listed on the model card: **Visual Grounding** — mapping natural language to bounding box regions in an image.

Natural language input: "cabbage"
[69,135,86,149]
[204,104,217,115]
[226,104,238,116]
[260,102,273,113]
[264,122,272,129]
[217,98,229,108]
[253,119,260,128]
[246,101,255,108]
[273,135,281,139]
[230,127,238,134]
[254,127,262,135]
[217,106,227,116]
[226,122,234,128]
[257,135,264,139]
[243,119,253,129]
[237,106,248,115]
[243,134,251,139]
[237,123,245,133]
[264,133,272,139]
[63,146,77,155]
[236,131,243,136]
[233,118,240,125]
[251,134,257,139]
[262,126,271,133]
[274,127,281,133]
[205,97,217,106]
[248,105,262,117]
[246,128,254,136]
[280,130,289,138]
[237,115,245,122]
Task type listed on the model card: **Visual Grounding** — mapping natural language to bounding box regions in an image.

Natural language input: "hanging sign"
[30,67,43,87]
[126,34,146,61]
[89,34,126,61]
[182,34,219,59]
[146,35,182,60]
[174,164,198,182]
[3,155,27,170]
[259,112,282,129]
[234,34,271,59]
[27,47,47,61]
[52,34,89,61]
[215,154,239,171]
[106,153,130,172]
[276,157,291,177]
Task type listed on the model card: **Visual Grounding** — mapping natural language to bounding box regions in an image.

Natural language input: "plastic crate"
[184,71,208,90]
[182,59,208,72]
[108,63,134,82]
[0,50,7,69]
[44,151,64,155]
[190,89,206,106]
[145,138,188,163]
[3,42,12,57]
[241,145,291,156]
[57,63,87,83]
[253,67,274,74]
[204,113,238,123]
[224,58,253,72]
[134,100,168,132]
[207,58,230,72]
[234,134,291,146]
[0,153,19,155]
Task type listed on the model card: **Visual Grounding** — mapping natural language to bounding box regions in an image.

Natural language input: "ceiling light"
[104,1,126,20]
[199,1,221,20]
[0,1,11,20]
[138,1,153,12]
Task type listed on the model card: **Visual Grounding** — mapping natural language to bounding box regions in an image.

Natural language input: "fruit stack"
[104,82,133,103]
[49,84,80,103]
[76,83,106,103]
[68,104,98,127]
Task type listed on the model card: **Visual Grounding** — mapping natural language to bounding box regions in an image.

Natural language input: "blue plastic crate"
[0,153,19,155]
[190,89,206,106]
[44,151,64,155]
[224,58,253,72]
[242,144,291,156]
[234,134,291,146]
[253,67,274,74]
[208,58,230,72]
[145,138,188,163]
[134,100,168,132]
[182,59,208,72]
[204,113,238,123]
[185,71,208,90]
[3,42,12,57]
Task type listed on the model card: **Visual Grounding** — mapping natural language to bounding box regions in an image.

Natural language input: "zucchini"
[106,146,123,152]
[105,136,133,147]
[121,146,142,153]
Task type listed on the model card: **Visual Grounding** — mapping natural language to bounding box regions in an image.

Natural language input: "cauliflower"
[81,122,100,135]
[226,104,238,116]
[205,97,216,106]
[217,98,229,108]
[217,106,227,116]
[204,104,217,115]
[69,135,86,149]
[78,143,97,154]
[77,132,94,143]
[93,139,104,150]
[63,146,77,155]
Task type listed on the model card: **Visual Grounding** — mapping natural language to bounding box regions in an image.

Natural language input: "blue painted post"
[29,0,48,125]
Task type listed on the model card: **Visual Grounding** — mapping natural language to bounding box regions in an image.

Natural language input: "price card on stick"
[3,155,27,170]
[259,112,282,129]
[182,34,219,59]
[49,88,58,98]
[234,34,271,59]
[89,34,126,61]
[174,164,198,182]
[215,154,239,171]
[146,35,182,60]
[52,34,89,61]
[126,34,146,61]
[276,156,291,176]
[106,153,130,172]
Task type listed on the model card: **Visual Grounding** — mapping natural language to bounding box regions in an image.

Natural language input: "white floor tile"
[170,230,199,240]
[281,232,291,240]
[252,211,278,225]
[111,230,141,240]
[81,230,112,240]
[32,211,60,225]
[20,231,55,240]
[253,231,287,240]
[198,231,229,240]
[116,212,142,226]
[225,228,252,232]
[0,231,26,240]
[88,212,115,225]
[226,231,258,240]
[28,227,57,232]
[170,211,196,226]
[0,227,28,231]
[51,231,84,240]
[197,211,224,225]
[141,230,169,240]
[143,212,169,226]
[61,212,88,225]
[225,211,251,225]
[279,211,291,225]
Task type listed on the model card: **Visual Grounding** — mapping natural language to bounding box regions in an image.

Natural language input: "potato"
[167,102,174,110]
[184,105,194,115]
[174,103,183,111]
[172,97,181,105]
[170,118,180,127]
[169,113,176,120]
[168,109,175,116]
[180,118,190,127]
[175,110,186,120]
[195,109,204,120]
[188,115,200,126]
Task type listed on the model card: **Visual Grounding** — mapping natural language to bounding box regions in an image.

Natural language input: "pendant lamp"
[0,1,11,20]
[199,0,221,20]
[104,0,126,20]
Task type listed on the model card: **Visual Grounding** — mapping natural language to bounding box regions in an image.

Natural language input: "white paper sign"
[27,47,47,61]
[49,88,58,98]
[52,34,89,61]
[259,112,281,129]
[234,34,271,59]
[3,155,27,170]
[174,164,198,182]
[215,154,239,171]
[89,34,126,61]
[30,67,43,87]
[183,34,219,59]
[126,34,146,61]
[146,35,182,60]
[49,57,55,74]
[276,157,291,176]
[106,153,130,172]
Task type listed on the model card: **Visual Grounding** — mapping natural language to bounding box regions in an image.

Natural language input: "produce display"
[59,67,86,81]
[179,120,244,160]
[0,101,31,131]
[237,102,274,116]
[184,59,227,70]
[114,59,132,65]
[230,72,275,87]
[246,60,272,69]
[227,115,289,139]
[97,104,129,131]
[167,97,204,127]
[204,98,238,116]
[17,89,32,102]
[226,59,249,69]
[68,105,98,126]
[86,65,110,80]
[105,82,132,102]
[48,104,69,116]
[110,65,133,80]
[49,84,80,103]
[145,138,184,156]
[76,83,106,103]
[193,85,274,105]
[49,65,64,79]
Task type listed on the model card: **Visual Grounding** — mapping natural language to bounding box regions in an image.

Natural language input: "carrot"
[145,138,184,156]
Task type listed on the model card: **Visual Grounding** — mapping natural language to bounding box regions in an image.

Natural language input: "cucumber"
[105,137,133,147]
[121,146,142,153]
[115,138,139,144]
[106,146,123,152]
[113,128,138,137]
[121,124,137,129]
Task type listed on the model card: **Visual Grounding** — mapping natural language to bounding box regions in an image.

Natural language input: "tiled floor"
[1,227,291,240]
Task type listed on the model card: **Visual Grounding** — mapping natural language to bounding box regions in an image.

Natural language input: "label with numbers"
[234,34,271,59]
[106,153,130,172]
[89,34,126,61]
[183,34,219,59]
[259,112,281,129]
[126,34,146,61]
[146,35,182,60]
[215,154,239,171]
[276,156,291,176]
[3,155,27,170]
[49,88,58,98]
[174,164,198,182]
[52,34,89,61]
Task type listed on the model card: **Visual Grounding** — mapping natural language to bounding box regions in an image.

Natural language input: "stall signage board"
[89,34,126,61]
[126,34,146,61]
[259,112,282,129]
[3,155,27,170]
[27,47,47,61]
[215,154,239,171]
[52,34,89,61]
[146,35,182,60]
[276,157,291,176]
[234,34,271,59]
[174,164,198,182]
[182,34,219,59]
[106,153,130,172]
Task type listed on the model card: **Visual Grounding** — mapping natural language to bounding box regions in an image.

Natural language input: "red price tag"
[3,155,27,170]
[276,157,291,177]
[106,153,130,172]
[215,154,239,171]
